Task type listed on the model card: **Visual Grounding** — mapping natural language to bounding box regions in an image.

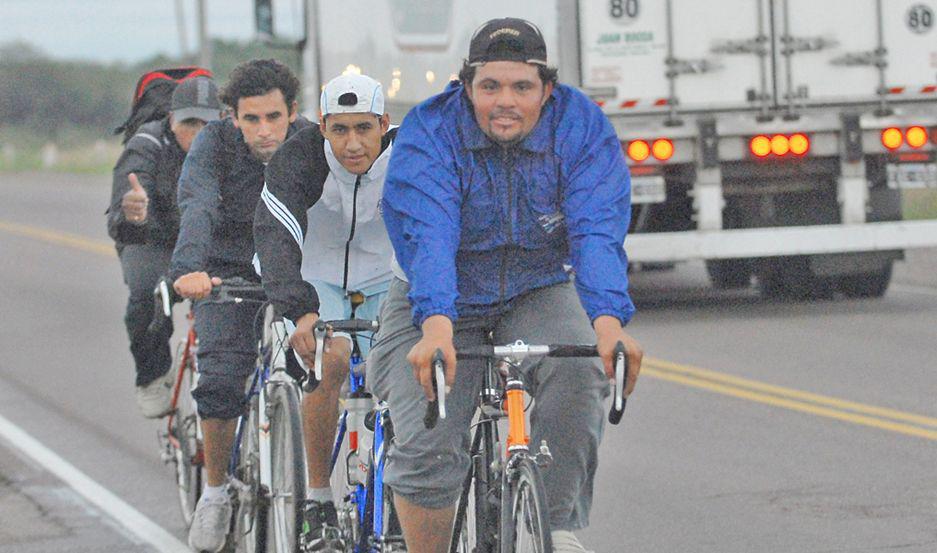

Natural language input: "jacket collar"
[460,88,553,154]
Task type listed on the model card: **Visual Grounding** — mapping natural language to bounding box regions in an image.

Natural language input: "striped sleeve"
[254,125,329,321]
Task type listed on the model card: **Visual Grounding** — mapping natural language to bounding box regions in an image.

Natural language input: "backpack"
[114,67,214,144]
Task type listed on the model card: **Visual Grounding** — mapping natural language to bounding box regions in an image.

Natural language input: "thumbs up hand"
[121,173,149,224]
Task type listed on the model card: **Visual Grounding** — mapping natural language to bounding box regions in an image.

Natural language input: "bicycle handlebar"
[309,318,381,385]
[147,276,266,334]
[422,340,628,429]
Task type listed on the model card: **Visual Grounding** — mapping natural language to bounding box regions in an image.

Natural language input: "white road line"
[0,413,190,553]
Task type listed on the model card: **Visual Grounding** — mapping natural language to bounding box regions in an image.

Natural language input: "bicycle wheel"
[265,383,307,553]
[169,343,202,527]
[451,422,498,553]
[233,395,267,553]
[499,457,552,553]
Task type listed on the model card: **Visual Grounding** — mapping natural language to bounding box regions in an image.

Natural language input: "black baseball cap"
[171,77,222,123]
[467,18,547,67]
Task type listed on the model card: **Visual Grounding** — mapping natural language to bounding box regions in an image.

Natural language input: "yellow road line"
[643,367,937,441]
[645,357,937,429]
[5,218,935,441]
[0,220,115,258]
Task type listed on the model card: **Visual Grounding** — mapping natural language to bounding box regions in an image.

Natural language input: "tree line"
[0,39,303,140]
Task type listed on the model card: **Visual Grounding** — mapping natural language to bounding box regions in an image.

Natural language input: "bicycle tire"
[451,421,499,553]
[499,457,552,553]
[233,395,267,553]
[265,383,307,553]
[170,343,202,527]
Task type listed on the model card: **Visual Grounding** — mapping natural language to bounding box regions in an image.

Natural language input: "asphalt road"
[1,172,935,552]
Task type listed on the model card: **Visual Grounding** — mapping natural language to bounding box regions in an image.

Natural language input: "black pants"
[118,243,174,386]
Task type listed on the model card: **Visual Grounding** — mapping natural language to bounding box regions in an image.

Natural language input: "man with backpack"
[107,71,221,419]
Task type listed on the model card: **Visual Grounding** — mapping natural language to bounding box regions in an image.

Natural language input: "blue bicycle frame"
[330,349,394,552]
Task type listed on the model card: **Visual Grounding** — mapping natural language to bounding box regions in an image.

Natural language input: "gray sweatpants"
[367,278,609,531]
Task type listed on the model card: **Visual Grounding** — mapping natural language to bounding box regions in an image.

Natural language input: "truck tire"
[836,262,893,298]
[757,257,834,300]
[706,259,753,289]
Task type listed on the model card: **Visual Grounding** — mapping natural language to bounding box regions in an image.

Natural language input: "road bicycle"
[151,278,203,527]
[312,293,405,552]
[152,277,307,553]
[426,339,628,553]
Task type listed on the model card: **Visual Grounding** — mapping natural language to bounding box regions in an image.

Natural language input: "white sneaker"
[188,492,232,552]
[552,530,595,553]
[135,370,173,418]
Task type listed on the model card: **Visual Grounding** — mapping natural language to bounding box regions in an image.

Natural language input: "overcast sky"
[0,0,306,63]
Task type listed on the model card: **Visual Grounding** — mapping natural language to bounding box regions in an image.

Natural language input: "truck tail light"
[651,139,674,161]
[881,127,903,150]
[627,140,650,162]
[750,134,809,158]
[770,134,790,156]
[906,126,928,148]
[789,133,810,155]
[750,135,771,157]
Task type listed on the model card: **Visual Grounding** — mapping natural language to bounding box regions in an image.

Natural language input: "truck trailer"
[263,0,937,298]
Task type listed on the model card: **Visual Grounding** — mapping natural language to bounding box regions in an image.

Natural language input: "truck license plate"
[631,175,666,204]
[886,163,937,189]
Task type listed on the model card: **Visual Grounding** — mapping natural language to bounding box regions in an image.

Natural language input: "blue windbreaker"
[383,81,635,327]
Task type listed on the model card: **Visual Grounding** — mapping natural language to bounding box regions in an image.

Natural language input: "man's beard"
[249,142,277,163]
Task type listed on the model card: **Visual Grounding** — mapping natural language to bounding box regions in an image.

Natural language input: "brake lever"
[424,349,446,429]
[608,341,628,425]
[313,322,327,383]
[158,279,171,318]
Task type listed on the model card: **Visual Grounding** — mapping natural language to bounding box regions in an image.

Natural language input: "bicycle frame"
[229,312,294,486]
[164,309,199,454]
[325,314,401,552]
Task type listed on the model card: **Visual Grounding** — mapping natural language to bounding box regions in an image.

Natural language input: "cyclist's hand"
[407,315,456,401]
[290,312,320,368]
[121,173,149,224]
[594,315,643,397]
[173,272,221,300]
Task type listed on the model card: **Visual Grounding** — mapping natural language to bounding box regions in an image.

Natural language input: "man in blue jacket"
[371,17,644,553]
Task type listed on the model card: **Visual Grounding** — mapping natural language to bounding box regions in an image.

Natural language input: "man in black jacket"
[167,58,310,553]
[254,73,397,552]
[107,76,221,419]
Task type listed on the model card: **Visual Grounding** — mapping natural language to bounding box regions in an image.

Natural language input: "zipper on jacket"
[498,148,516,310]
[342,175,362,291]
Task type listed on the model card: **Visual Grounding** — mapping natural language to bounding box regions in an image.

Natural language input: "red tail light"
[627,140,650,162]
[881,127,903,150]
[651,139,674,161]
[750,134,809,158]
[789,133,809,155]
[770,134,790,156]
[906,126,928,148]
[750,135,771,157]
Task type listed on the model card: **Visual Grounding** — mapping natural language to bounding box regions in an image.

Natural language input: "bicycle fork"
[257,318,290,490]
[502,367,552,469]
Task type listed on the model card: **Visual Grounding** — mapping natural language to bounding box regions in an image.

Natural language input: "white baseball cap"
[320,74,385,117]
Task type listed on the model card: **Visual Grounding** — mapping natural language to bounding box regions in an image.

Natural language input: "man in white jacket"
[253,73,396,552]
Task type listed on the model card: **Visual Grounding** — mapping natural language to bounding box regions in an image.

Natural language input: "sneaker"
[188,492,232,552]
[135,369,174,418]
[301,500,345,552]
[552,530,595,553]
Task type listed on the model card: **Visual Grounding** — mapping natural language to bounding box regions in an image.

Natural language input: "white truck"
[261,0,937,298]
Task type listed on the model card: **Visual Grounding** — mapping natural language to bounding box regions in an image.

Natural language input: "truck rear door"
[779,0,937,107]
